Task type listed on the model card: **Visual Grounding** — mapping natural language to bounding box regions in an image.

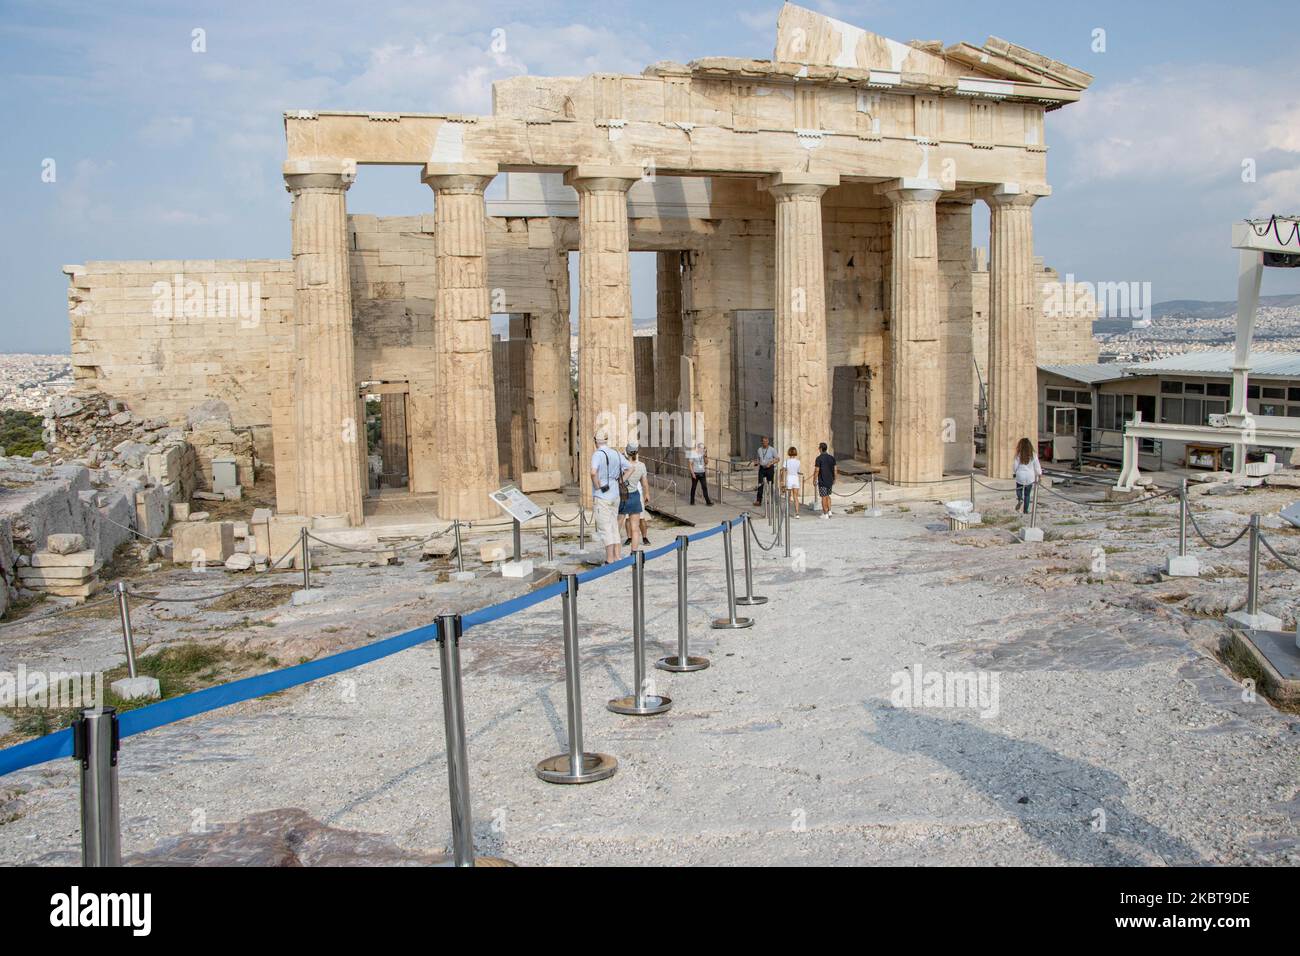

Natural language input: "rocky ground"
[0,482,1297,866]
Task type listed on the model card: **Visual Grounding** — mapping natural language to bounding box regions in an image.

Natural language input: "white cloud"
[139,116,194,147]
[1054,61,1300,188]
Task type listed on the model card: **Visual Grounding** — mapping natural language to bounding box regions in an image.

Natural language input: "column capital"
[764,170,838,199]
[563,164,642,192]
[875,177,947,204]
[421,162,498,193]
[979,182,1051,206]
[283,158,356,192]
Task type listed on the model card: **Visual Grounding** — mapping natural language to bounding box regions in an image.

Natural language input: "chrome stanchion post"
[1246,514,1261,618]
[512,517,522,563]
[74,707,121,867]
[115,581,138,680]
[866,471,882,517]
[783,490,792,559]
[970,474,975,504]
[437,614,474,866]
[578,507,587,550]
[453,519,464,573]
[537,575,618,783]
[712,520,754,629]
[435,614,509,866]
[1178,479,1188,558]
[1029,484,1039,529]
[735,514,767,606]
[609,550,672,714]
[545,507,554,562]
[658,535,708,672]
[299,526,310,591]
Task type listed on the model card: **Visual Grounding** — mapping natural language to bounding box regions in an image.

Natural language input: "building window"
[1207,382,1230,397]
[1262,386,1286,400]
[1184,381,1205,395]
[1098,393,1136,430]
[1161,380,1183,394]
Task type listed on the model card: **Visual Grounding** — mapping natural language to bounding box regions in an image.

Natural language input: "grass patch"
[202,583,296,613]
[0,641,274,747]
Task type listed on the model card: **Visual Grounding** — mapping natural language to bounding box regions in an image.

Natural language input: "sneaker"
[643,535,651,546]
[821,512,829,520]
[622,538,631,547]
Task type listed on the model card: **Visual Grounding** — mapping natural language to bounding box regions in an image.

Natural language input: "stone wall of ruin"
[64,259,295,460]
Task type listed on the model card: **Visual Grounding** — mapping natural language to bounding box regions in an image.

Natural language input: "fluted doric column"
[283,158,365,525]
[767,171,838,461]
[654,251,684,428]
[422,162,501,520]
[565,165,640,506]
[879,179,945,485]
[984,184,1047,479]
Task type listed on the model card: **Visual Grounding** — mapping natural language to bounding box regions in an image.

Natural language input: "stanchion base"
[437,856,517,867]
[863,508,883,518]
[735,595,768,606]
[535,752,619,784]
[607,694,672,716]
[711,616,754,629]
[655,654,710,672]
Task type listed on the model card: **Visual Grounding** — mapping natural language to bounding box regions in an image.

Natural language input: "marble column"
[421,162,501,520]
[767,171,837,462]
[879,179,944,485]
[283,158,365,525]
[565,165,640,506]
[984,184,1047,479]
[526,244,573,481]
[654,250,684,433]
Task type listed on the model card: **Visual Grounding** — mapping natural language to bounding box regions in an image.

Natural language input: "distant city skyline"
[3,0,1298,353]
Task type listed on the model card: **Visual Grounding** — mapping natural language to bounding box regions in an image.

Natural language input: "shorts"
[619,491,643,516]
[818,483,833,497]
[594,497,620,546]
[785,474,799,490]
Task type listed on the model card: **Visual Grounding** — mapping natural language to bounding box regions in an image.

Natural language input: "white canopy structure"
[1117,216,1300,489]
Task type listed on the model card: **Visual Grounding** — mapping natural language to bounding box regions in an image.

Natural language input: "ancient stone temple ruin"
[63,4,1096,525]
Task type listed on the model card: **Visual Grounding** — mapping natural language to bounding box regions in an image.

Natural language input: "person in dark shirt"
[814,442,837,519]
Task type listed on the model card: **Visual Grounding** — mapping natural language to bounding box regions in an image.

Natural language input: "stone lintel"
[563,164,644,189]
[282,158,357,188]
[421,161,499,187]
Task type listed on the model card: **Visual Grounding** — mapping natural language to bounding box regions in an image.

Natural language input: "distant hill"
[1152,293,1300,320]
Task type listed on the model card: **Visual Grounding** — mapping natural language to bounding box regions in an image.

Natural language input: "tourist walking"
[814,442,837,519]
[687,442,713,506]
[590,428,628,563]
[784,446,802,517]
[619,443,649,551]
[1012,436,1042,515]
[753,435,777,506]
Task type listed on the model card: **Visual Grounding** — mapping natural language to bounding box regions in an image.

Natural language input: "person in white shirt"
[783,446,802,517]
[687,442,712,506]
[753,436,777,506]
[619,443,649,551]
[1012,436,1043,515]
[590,428,628,563]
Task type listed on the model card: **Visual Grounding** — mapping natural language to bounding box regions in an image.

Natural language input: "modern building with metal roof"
[1122,351,1300,381]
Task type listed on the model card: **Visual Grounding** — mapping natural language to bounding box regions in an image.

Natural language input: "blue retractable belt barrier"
[0,512,744,777]
[461,580,565,629]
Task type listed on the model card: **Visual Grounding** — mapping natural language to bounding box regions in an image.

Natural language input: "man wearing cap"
[590,428,628,563]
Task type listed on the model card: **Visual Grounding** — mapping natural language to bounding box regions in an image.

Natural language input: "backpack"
[602,449,629,501]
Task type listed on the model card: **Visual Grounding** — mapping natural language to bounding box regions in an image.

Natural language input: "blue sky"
[2,0,1298,353]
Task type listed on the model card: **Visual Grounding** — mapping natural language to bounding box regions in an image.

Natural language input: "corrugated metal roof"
[1123,351,1300,379]
[1038,363,1129,385]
